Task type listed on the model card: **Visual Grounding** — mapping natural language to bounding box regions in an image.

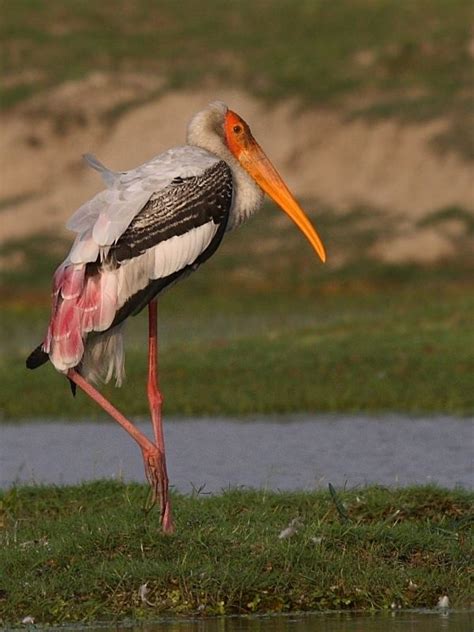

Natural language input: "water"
[2,417,472,632]
[1,415,472,490]
[50,610,473,631]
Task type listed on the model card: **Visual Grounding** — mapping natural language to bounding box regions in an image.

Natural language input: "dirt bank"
[1,75,472,263]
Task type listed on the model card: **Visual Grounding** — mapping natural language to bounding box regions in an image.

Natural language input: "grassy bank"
[2,1,471,110]
[0,483,471,625]
[1,206,473,419]
[2,288,474,419]
[1,0,472,155]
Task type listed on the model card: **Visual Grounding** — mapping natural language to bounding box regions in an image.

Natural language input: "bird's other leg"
[66,369,162,479]
[147,299,174,534]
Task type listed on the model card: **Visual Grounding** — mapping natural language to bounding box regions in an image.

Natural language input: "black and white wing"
[66,146,227,263]
[107,156,233,327]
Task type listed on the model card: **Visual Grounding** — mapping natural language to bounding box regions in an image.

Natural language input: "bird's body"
[28,103,267,384]
[31,149,233,384]
[27,101,326,533]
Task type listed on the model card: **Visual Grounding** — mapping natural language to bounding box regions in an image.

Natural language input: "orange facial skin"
[224,110,326,263]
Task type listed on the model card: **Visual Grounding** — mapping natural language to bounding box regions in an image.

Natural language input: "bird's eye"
[233,125,242,134]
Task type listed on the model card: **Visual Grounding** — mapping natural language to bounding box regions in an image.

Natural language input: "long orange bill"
[228,111,326,262]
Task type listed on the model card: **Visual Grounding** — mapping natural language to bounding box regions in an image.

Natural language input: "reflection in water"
[80,611,471,632]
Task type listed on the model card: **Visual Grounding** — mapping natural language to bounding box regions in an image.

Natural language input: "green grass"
[1,0,473,155]
[1,205,473,419]
[0,483,471,625]
[2,288,473,419]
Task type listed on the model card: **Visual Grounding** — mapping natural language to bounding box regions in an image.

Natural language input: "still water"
[1,415,472,490]
[3,418,472,631]
[58,611,472,631]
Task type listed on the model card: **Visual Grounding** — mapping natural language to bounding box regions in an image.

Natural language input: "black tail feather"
[27,344,78,399]
[68,377,77,397]
[26,344,49,370]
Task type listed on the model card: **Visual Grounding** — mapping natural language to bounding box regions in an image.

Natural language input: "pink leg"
[67,368,173,533]
[147,300,174,533]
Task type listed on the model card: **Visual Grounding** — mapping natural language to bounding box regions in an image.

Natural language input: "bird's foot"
[143,448,175,534]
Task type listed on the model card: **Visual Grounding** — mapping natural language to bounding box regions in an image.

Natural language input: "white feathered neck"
[186,101,264,230]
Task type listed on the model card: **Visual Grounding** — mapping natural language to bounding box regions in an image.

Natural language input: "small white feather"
[66,190,109,234]
[151,222,215,280]
[83,153,122,187]
[95,271,118,332]
[68,230,100,264]
[116,222,217,309]
[91,191,152,246]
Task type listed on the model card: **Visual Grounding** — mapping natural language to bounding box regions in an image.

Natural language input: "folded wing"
[30,149,234,381]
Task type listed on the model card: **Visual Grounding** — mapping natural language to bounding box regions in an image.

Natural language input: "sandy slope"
[1,75,472,263]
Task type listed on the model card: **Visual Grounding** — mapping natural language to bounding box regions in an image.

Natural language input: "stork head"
[187,101,326,263]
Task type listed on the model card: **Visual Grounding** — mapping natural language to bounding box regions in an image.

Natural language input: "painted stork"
[26,101,326,533]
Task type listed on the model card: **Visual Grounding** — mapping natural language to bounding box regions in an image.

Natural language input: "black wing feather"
[111,160,233,264]
[107,160,233,329]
